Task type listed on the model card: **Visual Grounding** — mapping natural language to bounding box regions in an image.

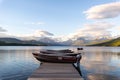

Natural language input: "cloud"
[116,26,120,30]
[51,22,115,41]
[110,26,120,37]
[15,30,54,38]
[84,2,120,19]
[64,22,114,40]
[0,26,7,32]
[0,25,13,38]
[0,33,13,37]
[24,22,45,25]
[0,22,115,42]
[33,30,54,36]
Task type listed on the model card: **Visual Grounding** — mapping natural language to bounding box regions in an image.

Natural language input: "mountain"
[14,34,112,46]
[0,41,6,45]
[72,37,90,46]
[38,37,63,46]
[0,38,23,43]
[70,37,111,46]
[0,36,115,46]
[22,40,48,46]
[36,36,111,46]
[89,37,120,46]
[0,38,48,46]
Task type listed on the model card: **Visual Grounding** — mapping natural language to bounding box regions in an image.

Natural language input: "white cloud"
[50,22,115,42]
[0,25,12,38]
[33,30,54,36]
[15,30,54,39]
[0,26,7,32]
[24,22,45,25]
[84,2,120,19]
[64,22,114,40]
[0,22,115,42]
[110,26,120,37]
[0,28,12,38]
[0,33,13,37]
[116,26,120,30]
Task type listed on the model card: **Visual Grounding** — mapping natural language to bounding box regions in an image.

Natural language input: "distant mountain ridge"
[0,38,23,43]
[0,38,48,46]
[89,37,120,46]
[0,37,119,46]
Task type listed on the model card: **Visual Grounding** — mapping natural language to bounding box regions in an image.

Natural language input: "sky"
[0,0,120,40]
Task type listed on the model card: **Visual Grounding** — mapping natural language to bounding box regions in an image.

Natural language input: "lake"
[0,46,120,80]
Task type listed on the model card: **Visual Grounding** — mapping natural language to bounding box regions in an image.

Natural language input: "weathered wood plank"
[28,63,83,80]
[28,78,84,80]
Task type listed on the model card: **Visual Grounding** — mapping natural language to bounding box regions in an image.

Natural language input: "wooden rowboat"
[40,49,74,54]
[40,48,83,54]
[32,52,82,63]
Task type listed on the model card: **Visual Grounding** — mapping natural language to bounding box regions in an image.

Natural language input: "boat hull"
[40,49,73,54]
[33,53,81,63]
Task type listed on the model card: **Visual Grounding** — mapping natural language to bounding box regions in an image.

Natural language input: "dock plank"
[28,63,83,80]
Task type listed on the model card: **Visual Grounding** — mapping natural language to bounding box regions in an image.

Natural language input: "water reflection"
[0,48,40,80]
[0,46,120,80]
[81,47,120,80]
[87,74,120,80]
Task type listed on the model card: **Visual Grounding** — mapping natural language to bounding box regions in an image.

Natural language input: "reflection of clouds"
[82,52,112,63]
[82,51,120,64]
[81,61,116,74]
[111,54,120,60]
[118,64,120,67]
[81,48,120,79]
[84,47,120,53]
[87,74,120,80]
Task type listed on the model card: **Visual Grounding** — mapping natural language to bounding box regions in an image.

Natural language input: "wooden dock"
[28,63,84,80]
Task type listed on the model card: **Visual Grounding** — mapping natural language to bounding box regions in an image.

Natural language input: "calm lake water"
[0,46,120,80]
